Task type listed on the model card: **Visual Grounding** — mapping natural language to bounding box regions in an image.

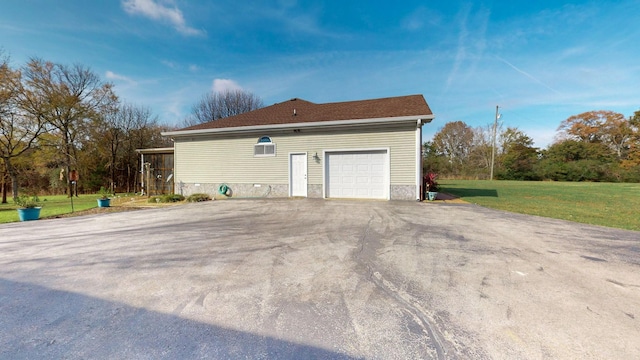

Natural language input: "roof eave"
[136,147,175,154]
[162,114,435,137]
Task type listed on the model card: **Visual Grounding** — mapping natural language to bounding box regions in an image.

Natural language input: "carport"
[136,147,174,195]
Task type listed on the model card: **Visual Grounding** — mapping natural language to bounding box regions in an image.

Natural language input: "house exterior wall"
[173,123,419,200]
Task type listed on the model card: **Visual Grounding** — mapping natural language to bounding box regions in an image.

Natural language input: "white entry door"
[290,153,307,197]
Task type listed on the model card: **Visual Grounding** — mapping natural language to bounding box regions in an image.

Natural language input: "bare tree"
[116,104,164,193]
[182,89,263,127]
[87,102,162,194]
[123,106,168,193]
[433,121,475,164]
[21,58,117,197]
[470,124,494,171]
[99,102,136,194]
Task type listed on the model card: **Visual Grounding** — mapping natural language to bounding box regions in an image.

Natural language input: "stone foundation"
[390,185,418,201]
[178,182,288,199]
[177,183,417,200]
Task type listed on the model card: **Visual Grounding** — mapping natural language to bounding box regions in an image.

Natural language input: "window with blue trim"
[254,136,276,157]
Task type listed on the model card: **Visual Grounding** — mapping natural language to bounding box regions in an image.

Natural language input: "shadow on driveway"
[441,188,498,198]
[0,278,361,360]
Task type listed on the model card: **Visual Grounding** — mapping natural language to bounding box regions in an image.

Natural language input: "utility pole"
[490,105,500,180]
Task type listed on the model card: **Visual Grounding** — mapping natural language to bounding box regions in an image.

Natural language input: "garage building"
[162,94,434,201]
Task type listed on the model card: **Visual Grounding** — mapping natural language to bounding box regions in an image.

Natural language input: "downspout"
[416,119,423,201]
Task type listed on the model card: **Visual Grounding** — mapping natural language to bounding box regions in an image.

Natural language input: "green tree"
[553,109,640,181]
[496,128,539,180]
[21,59,117,197]
[0,54,46,201]
[537,140,615,181]
[621,110,640,170]
[422,141,445,174]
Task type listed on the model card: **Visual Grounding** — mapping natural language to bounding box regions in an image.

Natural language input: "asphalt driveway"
[0,199,638,359]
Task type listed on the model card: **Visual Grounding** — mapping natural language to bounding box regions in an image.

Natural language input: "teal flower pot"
[17,207,41,221]
[427,192,438,201]
[97,198,111,207]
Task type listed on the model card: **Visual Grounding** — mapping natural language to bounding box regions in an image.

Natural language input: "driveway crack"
[369,271,447,360]
[355,216,447,360]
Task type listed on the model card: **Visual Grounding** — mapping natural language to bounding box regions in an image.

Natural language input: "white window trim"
[254,142,276,157]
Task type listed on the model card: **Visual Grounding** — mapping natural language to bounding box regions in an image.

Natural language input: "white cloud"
[496,56,561,95]
[121,0,204,36]
[212,79,243,93]
[105,71,137,85]
[161,60,178,69]
[446,6,470,91]
[401,7,442,31]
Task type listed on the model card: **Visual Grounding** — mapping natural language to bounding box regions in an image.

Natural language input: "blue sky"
[2,0,639,148]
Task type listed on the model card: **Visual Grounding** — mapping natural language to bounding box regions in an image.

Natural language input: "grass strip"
[440,180,640,231]
[0,194,101,224]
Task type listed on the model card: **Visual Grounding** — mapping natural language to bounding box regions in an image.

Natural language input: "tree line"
[0,55,173,202]
[1,52,265,203]
[424,110,640,182]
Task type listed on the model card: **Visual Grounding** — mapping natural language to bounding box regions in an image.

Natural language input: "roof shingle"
[179,94,432,131]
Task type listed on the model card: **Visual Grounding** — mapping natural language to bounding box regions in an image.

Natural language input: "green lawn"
[440,180,640,231]
[2,183,639,231]
[0,194,100,224]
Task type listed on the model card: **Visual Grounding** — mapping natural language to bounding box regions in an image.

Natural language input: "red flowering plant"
[424,172,439,192]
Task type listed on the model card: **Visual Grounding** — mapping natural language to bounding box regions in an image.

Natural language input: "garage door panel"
[371,190,385,198]
[326,150,387,199]
[356,189,369,197]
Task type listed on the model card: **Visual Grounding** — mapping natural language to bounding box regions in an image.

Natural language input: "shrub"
[186,193,211,202]
[147,194,185,203]
[164,194,185,202]
[14,195,41,209]
[98,186,110,199]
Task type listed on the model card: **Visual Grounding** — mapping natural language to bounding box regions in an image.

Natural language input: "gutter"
[162,114,435,137]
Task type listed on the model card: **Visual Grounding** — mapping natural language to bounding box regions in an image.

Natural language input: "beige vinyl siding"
[174,123,417,186]
[175,134,287,184]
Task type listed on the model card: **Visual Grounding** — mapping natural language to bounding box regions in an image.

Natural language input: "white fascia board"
[162,114,435,137]
[135,147,174,154]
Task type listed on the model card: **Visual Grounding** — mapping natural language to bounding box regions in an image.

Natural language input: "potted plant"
[97,186,111,207]
[424,172,439,201]
[15,195,42,221]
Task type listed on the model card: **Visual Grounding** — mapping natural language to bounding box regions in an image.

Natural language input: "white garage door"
[326,150,388,199]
